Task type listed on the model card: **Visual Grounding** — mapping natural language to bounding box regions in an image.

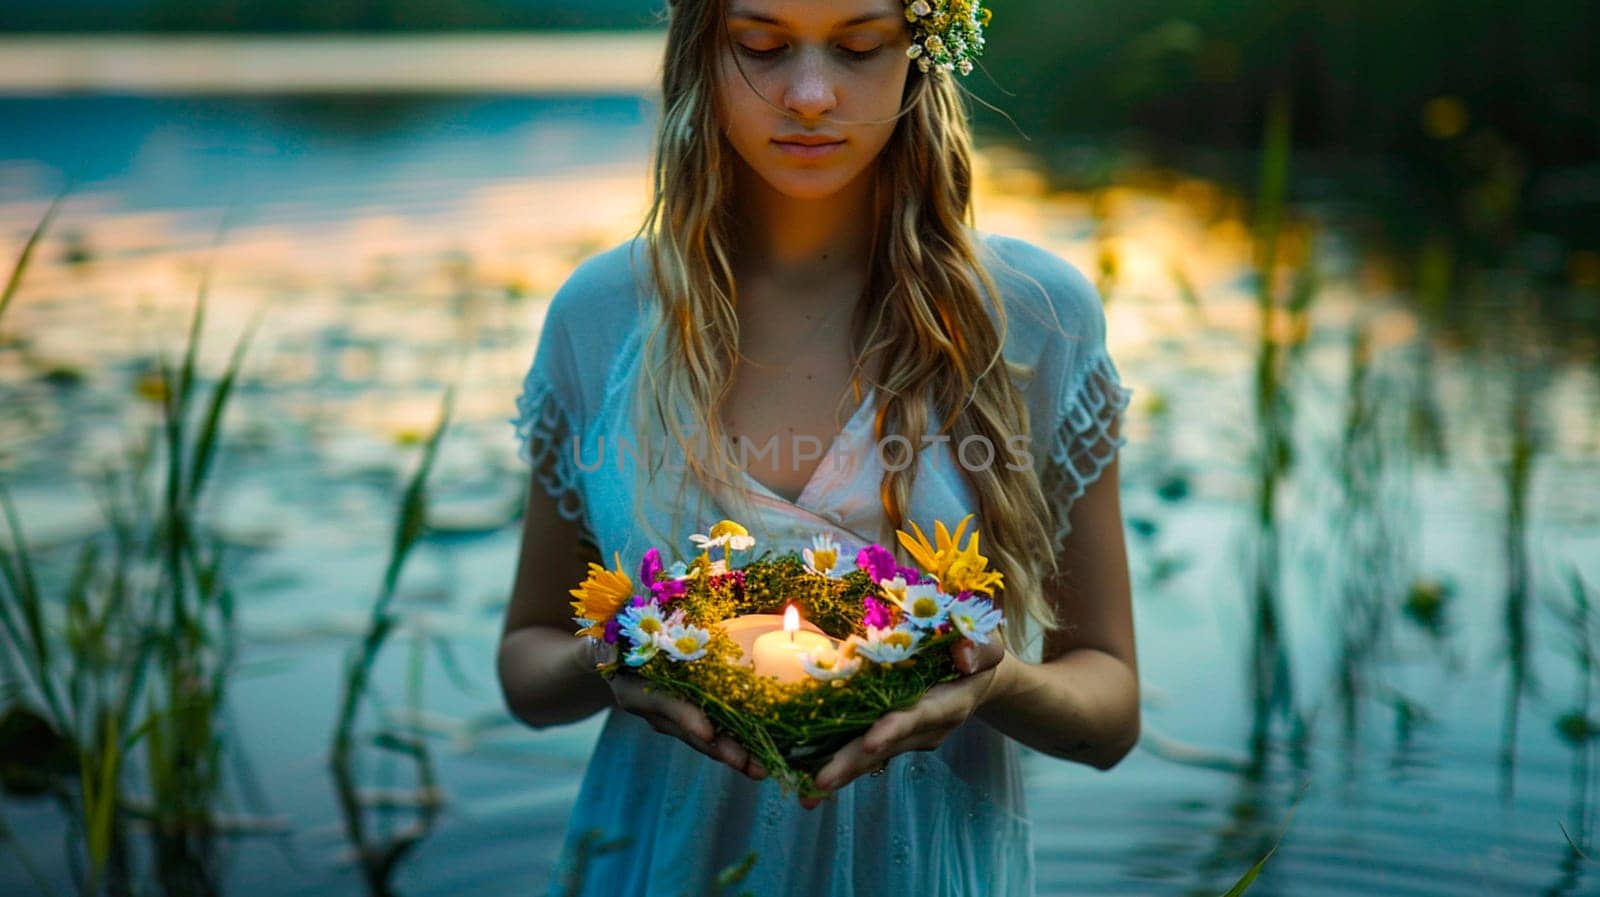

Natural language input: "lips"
[773,135,845,147]
[772,135,846,161]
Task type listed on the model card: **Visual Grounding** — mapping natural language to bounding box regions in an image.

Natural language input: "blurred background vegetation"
[4,1,1594,271]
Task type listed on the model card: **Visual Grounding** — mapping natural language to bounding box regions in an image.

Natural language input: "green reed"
[1497,305,1544,802]
[1246,86,1316,735]
[328,383,456,895]
[0,190,61,330]
[0,201,270,895]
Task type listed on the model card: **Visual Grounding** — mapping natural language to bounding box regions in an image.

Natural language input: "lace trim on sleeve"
[510,368,596,545]
[1039,349,1133,551]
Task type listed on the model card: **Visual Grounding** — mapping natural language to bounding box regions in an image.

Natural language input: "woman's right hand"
[589,640,767,783]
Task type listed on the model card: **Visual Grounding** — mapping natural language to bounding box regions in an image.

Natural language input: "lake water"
[1,93,1597,896]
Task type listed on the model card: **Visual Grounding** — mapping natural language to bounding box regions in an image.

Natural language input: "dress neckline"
[734,384,877,512]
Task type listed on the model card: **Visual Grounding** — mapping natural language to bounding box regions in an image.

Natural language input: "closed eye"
[735,44,886,63]
[737,44,784,60]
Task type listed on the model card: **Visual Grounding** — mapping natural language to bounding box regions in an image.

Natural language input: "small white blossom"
[656,621,713,661]
[886,583,953,629]
[948,595,1004,644]
[803,533,843,577]
[800,644,862,681]
[625,637,659,667]
[689,530,756,551]
[855,624,924,664]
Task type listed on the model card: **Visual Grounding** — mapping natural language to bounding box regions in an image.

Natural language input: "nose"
[782,49,837,120]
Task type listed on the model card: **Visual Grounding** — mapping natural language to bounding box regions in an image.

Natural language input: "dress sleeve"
[1027,256,1134,553]
[509,291,597,546]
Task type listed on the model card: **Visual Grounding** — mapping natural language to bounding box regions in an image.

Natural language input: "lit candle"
[751,605,835,684]
[717,611,827,667]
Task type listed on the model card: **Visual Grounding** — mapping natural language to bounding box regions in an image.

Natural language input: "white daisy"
[688,523,756,553]
[625,636,659,667]
[855,624,924,664]
[885,582,953,630]
[800,644,861,681]
[803,533,843,577]
[689,532,728,551]
[656,621,712,662]
[948,595,1004,644]
[617,601,685,645]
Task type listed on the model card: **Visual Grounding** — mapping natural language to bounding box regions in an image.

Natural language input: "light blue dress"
[510,229,1131,896]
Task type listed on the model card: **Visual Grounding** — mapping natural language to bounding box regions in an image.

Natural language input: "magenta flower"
[639,547,664,586]
[856,545,897,582]
[654,578,688,603]
[862,595,894,630]
[856,544,926,585]
[639,546,688,604]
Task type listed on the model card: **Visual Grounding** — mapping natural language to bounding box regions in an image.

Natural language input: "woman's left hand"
[799,636,1009,810]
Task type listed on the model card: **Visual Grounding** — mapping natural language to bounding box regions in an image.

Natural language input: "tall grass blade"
[0,481,68,728]
[188,302,265,507]
[1218,789,1303,895]
[0,188,66,328]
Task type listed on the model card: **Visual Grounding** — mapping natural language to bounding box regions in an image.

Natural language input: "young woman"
[498,1,1138,893]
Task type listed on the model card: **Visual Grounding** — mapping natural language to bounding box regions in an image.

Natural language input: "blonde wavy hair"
[623,0,1063,657]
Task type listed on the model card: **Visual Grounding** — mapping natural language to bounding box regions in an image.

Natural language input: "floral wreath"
[568,515,1006,796]
[904,0,991,76]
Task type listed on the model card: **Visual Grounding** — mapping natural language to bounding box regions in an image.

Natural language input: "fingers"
[805,722,941,804]
[610,676,766,781]
[802,685,979,806]
[954,636,1005,675]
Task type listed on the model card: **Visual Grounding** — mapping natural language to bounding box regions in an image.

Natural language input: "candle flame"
[784,604,799,636]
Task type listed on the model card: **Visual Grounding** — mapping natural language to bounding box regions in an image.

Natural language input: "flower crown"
[904,0,991,76]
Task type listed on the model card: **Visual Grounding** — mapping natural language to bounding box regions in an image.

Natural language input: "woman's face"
[716,1,913,201]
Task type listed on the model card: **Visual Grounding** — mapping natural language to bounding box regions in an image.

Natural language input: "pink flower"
[639,546,688,603]
[856,544,927,585]
[862,595,894,629]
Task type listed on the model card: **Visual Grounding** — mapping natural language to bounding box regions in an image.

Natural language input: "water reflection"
[0,92,1597,895]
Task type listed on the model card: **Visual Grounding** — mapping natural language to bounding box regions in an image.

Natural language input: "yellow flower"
[895,513,1005,596]
[568,551,634,639]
